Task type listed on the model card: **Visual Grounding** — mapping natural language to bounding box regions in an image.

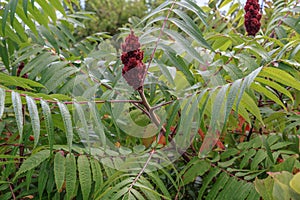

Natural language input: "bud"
[121,31,146,90]
[244,0,262,36]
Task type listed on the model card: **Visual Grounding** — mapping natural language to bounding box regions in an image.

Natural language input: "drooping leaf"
[66,153,76,200]
[88,102,106,148]
[74,102,90,152]
[41,100,54,153]
[54,152,65,192]
[78,155,92,200]
[90,158,103,190]
[26,96,40,148]
[15,4,38,35]
[57,101,73,151]
[224,79,241,125]
[200,85,229,156]
[12,91,23,142]
[177,94,199,149]
[38,161,49,199]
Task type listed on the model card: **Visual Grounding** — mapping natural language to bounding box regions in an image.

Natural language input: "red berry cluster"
[121,31,146,90]
[244,0,262,36]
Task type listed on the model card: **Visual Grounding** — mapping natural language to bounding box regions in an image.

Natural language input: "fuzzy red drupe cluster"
[121,31,146,90]
[244,0,262,36]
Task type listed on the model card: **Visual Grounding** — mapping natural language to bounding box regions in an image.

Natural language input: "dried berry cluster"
[121,31,146,90]
[244,0,262,36]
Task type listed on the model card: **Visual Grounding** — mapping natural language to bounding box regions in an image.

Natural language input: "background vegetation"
[74,0,165,39]
[0,0,299,199]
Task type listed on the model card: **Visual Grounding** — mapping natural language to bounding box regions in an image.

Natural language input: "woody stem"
[138,88,166,133]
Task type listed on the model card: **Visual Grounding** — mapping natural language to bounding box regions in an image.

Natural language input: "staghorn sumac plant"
[0,0,300,199]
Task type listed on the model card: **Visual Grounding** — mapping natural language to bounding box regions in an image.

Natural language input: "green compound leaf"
[57,101,73,151]
[78,155,92,200]
[12,91,23,142]
[41,100,54,153]
[54,152,65,192]
[15,150,50,179]
[26,96,40,148]
[66,153,77,200]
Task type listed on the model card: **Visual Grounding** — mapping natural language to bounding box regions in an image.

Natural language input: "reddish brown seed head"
[120,31,146,90]
[244,0,261,36]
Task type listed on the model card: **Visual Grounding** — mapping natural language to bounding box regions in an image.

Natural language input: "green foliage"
[76,0,166,38]
[0,0,300,199]
[255,171,300,200]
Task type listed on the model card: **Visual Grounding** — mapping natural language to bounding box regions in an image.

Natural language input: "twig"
[0,143,24,147]
[138,88,165,131]
[1,165,16,200]
[269,0,299,38]
[174,185,182,200]
[142,0,177,84]
[151,100,174,111]
[132,102,150,118]
[128,149,155,191]
[210,162,247,182]
[8,177,16,200]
